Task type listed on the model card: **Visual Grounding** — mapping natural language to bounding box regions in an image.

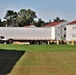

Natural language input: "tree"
[2,20,7,27]
[4,10,18,26]
[26,9,37,22]
[0,19,4,27]
[17,9,37,27]
[53,17,66,22]
[35,18,45,27]
[16,9,27,27]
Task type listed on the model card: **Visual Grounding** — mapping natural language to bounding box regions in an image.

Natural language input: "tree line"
[0,9,66,27]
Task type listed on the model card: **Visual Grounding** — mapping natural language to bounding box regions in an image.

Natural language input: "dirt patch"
[13,42,30,44]
[13,42,25,44]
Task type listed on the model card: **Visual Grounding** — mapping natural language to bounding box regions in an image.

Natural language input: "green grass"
[10,50,76,75]
[0,44,76,75]
[0,44,76,51]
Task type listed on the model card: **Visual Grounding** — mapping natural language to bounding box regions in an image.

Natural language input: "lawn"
[0,44,76,51]
[0,44,76,75]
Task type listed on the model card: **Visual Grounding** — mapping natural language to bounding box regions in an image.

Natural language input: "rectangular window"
[72,26,76,29]
[64,34,66,37]
[58,27,60,29]
[64,27,66,30]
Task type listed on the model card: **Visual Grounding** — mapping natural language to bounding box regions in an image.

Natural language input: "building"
[66,20,76,41]
[43,21,68,40]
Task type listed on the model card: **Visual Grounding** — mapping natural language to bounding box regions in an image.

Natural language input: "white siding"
[51,27,55,40]
[66,24,76,41]
[42,21,68,40]
[55,22,68,40]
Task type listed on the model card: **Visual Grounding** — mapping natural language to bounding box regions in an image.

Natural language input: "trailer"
[0,27,51,44]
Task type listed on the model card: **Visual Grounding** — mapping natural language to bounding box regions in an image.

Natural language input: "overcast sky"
[0,0,76,22]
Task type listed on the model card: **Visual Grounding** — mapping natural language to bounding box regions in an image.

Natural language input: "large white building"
[43,21,68,40]
[66,20,76,41]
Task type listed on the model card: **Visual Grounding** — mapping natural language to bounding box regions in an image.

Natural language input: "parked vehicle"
[0,36,13,44]
[0,27,51,44]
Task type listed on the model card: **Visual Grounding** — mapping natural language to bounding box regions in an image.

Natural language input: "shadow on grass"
[0,49,25,75]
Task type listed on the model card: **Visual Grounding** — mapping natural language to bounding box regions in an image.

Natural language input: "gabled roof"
[67,20,76,25]
[43,22,62,27]
[24,25,36,28]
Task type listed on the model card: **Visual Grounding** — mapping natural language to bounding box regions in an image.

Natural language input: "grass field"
[0,44,76,75]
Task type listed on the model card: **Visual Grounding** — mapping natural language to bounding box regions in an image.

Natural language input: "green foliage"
[17,9,37,27]
[0,19,4,27]
[2,20,7,27]
[35,18,45,27]
[4,9,37,27]
[0,44,76,51]
[0,9,67,27]
[54,17,66,22]
[4,10,18,26]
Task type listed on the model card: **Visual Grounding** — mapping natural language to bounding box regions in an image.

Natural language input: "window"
[64,34,66,37]
[58,27,60,29]
[72,26,76,29]
[64,27,66,30]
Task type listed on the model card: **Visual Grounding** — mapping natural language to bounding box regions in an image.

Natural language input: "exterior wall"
[51,27,55,40]
[42,21,68,40]
[55,21,68,40]
[66,24,76,41]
